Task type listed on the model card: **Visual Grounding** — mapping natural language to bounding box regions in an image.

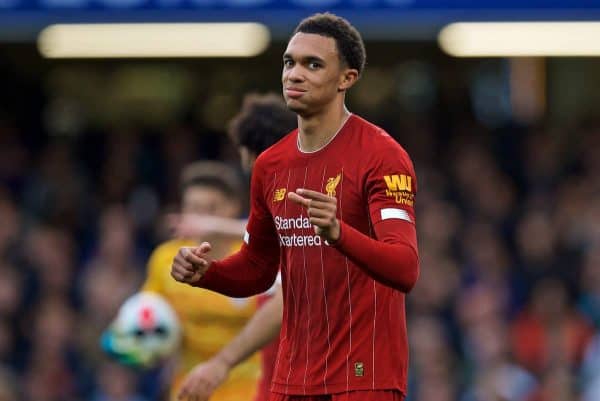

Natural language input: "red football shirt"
[246,114,418,395]
[200,114,418,396]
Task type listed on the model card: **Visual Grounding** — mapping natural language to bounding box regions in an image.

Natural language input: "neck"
[297,103,351,153]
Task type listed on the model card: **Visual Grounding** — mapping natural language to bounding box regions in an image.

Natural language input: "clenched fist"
[171,242,213,285]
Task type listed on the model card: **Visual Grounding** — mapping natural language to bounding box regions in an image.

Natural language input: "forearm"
[213,287,283,369]
[196,246,279,297]
[333,220,419,292]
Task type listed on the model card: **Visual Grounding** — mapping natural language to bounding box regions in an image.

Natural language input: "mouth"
[285,88,306,99]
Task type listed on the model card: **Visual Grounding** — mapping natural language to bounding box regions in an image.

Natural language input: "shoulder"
[350,115,414,167]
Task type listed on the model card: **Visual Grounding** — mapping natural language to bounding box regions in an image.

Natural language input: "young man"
[171,13,419,401]
[175,94,297,401]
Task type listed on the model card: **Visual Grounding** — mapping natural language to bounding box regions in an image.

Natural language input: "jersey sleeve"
[197,158,281,297]
[365,141,417,227]
[331,136,419,292]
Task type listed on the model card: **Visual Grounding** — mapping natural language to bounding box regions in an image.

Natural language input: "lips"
[285,88,306,98]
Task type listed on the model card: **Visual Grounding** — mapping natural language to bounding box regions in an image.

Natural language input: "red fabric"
[197,245,279,297]
[269,390,405,401]
[198,115,419,395]
[333,219,418,292]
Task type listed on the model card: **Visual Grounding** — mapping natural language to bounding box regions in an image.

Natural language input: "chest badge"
[354,361,364,377]
[326,173,342,197]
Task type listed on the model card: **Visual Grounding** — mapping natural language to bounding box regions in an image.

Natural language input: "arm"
[196,241,280,297]
[213,284,283,366]
[177,285,282,400]
[171,222,280,298]
[287,144,419,293]
[332,219,418,292]
[177,285,283,401]
[171,159,281,297]
[288,189,418,292]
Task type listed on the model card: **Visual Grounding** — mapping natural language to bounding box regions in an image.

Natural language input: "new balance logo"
[273,188,286,202]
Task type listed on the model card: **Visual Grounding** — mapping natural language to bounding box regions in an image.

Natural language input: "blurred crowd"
[403,118,600,401]
[1,74,600,401]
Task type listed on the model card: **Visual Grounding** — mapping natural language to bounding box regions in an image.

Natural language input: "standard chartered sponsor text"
[275,215,322,247]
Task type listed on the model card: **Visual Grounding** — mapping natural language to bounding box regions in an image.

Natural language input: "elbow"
[235,267,278,297]
[255,273,279,295]
[395,255,419,293]
[396,267,419,293]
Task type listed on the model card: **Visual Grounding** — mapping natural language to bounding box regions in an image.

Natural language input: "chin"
[285,99,305,113]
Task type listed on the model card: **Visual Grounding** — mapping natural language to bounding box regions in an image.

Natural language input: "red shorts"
[269,391,405,401]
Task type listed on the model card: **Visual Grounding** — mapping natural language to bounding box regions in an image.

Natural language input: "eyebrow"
[283,53,326,64]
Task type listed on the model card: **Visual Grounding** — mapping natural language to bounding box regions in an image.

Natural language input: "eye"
[283,59,294,68]
[308,62,321,70]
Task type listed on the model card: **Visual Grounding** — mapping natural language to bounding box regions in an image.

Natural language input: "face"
[182,185,240,218]
[282,32,357,116]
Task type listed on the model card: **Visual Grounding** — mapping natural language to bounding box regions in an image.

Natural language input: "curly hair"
[228,93,297,155]
[292,12,366,76]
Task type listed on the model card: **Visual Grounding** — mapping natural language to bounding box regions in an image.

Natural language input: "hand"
[171,243,213,285]
[287,188,340,243]
[177,357,231,401]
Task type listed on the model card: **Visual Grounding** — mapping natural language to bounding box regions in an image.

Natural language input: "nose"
[284,64,304,83]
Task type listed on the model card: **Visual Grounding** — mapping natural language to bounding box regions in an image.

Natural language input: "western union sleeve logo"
[383,174,414,206]
[273,188,287,202]
[384,174,412,192]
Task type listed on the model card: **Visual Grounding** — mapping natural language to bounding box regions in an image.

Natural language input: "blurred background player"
[172,93,297,401]
[138,160,261,401]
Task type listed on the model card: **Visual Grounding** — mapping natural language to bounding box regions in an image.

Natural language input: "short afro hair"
[228,93,297,156]
[292,12,366,76]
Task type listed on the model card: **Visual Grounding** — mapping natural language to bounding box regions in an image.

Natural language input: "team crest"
[326,173,342,197]
[273,188,286,202]
[354,362,364,377]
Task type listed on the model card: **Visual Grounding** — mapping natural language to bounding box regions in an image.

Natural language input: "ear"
[338,68,359,92]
